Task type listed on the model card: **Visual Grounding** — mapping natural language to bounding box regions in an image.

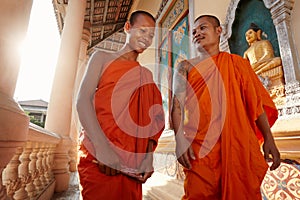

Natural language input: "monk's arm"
[255,112,280,170]
[171,61,187,139]
[76,51,120,172]
[171,61,195,169]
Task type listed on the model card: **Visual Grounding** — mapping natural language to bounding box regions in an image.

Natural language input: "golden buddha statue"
[243,23,285,101]
[243,23,282,75]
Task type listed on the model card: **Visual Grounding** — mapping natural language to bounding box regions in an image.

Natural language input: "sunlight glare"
[14,1,60,102]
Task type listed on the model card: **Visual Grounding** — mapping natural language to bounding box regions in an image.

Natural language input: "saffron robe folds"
[78,60,164,200]
[183,52,277,200]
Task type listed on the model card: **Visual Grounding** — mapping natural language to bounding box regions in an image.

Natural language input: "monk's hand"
[95,148,121,176]
[136,153,154,183]
[175,133,195,170]
[256,112,280,171]
[263,138,281,171]
[176,146,195,170]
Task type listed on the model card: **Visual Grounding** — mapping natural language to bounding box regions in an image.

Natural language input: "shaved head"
[129,10,155,25]
[194,15,220,27]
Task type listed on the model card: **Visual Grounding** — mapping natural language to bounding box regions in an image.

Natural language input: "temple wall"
[193,0,230,23]
[291,1,300,59]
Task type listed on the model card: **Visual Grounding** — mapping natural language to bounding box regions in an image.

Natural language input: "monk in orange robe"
[76,11,164,200]
[171,15,280,200]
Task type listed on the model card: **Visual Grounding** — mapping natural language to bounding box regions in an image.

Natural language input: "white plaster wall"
[193,0,231,24]
[135,0,162,16]
[291,1,300,60]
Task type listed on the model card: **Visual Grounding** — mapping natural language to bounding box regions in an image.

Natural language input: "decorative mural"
[160,0,187,40]
[172,15,189,71]
[157,0,189,130]
[261,162,300,200]
[156,0,190,180]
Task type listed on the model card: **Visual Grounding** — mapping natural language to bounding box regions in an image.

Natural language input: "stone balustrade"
[1,123,60,200]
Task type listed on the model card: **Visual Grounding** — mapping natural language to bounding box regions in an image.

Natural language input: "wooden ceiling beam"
[92,20,126,26]
[91,26,124,48]
[114,0,123,22]
[101,0,110,39]
[90,0,94,35]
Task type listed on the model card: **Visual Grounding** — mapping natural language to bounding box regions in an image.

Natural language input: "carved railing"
[1,123,60,200]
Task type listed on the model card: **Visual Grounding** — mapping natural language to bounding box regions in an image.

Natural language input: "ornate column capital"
[263,0,294,24]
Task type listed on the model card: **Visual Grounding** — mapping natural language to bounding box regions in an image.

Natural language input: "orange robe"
[78,60,164,200]
[183,52,277,200]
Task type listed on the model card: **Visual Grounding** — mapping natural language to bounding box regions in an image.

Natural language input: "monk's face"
[126,14,155,53]
[192,17,221,53]
[245,29,258,44]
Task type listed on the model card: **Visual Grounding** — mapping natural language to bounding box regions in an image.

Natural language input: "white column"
[0,0,32,198]
[0,0,33,97]
[45,0,87,192]
[69,21,91,172]
[45,0,87,135]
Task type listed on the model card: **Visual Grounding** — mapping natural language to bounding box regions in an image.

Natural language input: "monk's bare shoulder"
[88,51,119,77]
[91,50,115,66]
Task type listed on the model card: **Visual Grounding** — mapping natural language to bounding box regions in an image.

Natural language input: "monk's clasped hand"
[263,139,281,171]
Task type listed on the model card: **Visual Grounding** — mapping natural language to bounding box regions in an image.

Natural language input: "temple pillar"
[264,0,300,116]
[45,0,86,192]
[69,21,91,172]
[265,0,299,85]
[0,0,32,198]
[262,0,300,162]
[0,0,33,97]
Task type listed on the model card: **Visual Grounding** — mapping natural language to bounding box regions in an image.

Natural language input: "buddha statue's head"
[245,23,262,45]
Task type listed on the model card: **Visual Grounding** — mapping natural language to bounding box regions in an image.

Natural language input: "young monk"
[76,10,165,200]
[171,15,280,200]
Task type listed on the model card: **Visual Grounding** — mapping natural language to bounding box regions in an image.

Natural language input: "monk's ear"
[124,21,131,33]
[216,26,222,36]
[257,30,262,40]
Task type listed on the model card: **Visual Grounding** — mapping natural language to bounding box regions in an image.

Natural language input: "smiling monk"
[171,15,280,200]
[76,10,165,200]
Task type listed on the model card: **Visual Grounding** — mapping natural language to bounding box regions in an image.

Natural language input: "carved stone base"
[0,92,29,199]
[260,65,284,87]
[36,179,55,200]
[271,81,300,164]
[278,82,300,118]
[258,65,286,108]
[52,137,71,192]
[270,84,286,108]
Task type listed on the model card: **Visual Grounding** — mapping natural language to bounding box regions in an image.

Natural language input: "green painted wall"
[228,0,280,57]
